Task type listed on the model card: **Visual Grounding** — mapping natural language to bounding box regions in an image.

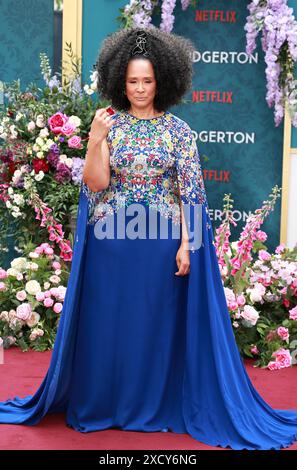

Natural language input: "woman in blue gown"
[0,26,297,450]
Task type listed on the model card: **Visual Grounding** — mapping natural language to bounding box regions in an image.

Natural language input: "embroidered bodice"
[81,110,208,226]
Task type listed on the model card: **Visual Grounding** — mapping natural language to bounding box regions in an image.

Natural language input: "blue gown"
[0,110,297,450]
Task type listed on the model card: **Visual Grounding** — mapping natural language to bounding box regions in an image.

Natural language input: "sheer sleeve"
[174,121,208,209]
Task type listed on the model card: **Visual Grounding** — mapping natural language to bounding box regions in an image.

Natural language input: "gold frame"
[62,0,83,84]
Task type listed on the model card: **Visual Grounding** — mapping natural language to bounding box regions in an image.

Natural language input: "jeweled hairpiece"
[131,31,149,57]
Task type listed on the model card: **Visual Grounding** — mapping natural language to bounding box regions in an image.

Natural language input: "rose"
[0,269,7,279]
[44,297,54,308]
[26,311,40,328]
[289,306,297,320]
[276,326,289,341]
[256,230,267,242]
[25,280,41,295]
[240,305,259,326]
[53,303,63,314]
[68,135,82,149]
[48,112,68,134]
[61,121,76,136]
[16,303,32,321]
[16,290,27,301]
[268,348,292,370]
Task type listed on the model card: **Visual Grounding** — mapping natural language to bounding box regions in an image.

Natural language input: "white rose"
[6,268,19,277]
[46,139,55,147]
[44,282,50,290]
[13,194,24,205]
[49,275,61,284]
[36,115,45,128]
[26,311,41,328]
[39,128,49,138]
[241,305,259,327]
[26,262,39,271]
[29,252,39,259]
[8,187,14,195]
[33,144,40,152]
[27,121,36,131]
[35,171,44,181]
[11,257,27,271]
[68,115,81,127]
[36,151,44,159]
[25,280,41,295]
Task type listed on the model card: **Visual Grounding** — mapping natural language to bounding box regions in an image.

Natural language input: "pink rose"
[16,290,27,301]
[48,112,68,134]
[44,297,54,308]
[258,250,271,261]
[61,121,76,136]
[237,294,246,306]
[276,326,289,341]
[68,135,82,149]
[275,243,286,254]
[52,261,61,270]
[271,348,292,368]
[35,292,45,302]
[16,303,32,321]
[267,361,281,371]
[0,282,6,292]
[53,303,63,314]
[0,269,7,279]
[251,345,259,355]
[44,247,54,255]
[289,305,297,321]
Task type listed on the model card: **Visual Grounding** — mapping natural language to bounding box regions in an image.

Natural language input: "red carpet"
[0,348,296,450]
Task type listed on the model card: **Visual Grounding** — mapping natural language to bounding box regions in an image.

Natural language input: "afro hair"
[95,26,195,113]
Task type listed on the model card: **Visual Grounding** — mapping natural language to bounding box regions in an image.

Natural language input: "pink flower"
[237,294,246,306]
[289,305,297,321]
[240,305,259,326]
[267,361,281,370]
[52,261,61,270]
[44,290,51,298]
[275,243,285,254]
[258,250,271,261]
[0,282,6,292]
[251,345,259,355]
[16,290,27,301]
[0,269,7,279]
[276,326,289,341]
[53,302,63,314]
[270,348,292,369]
[61,121,76,136]
[35,291,45,302]
[44,246,54,255]
[256,230,267,242]
[43,297,54,308]
[16,303,32,321]
[48,112,68,134]
[68,135,82,149]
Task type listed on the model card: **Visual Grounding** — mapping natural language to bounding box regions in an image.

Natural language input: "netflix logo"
[192,90,233,103]
[195,10,237,23]
[203,169,230,182]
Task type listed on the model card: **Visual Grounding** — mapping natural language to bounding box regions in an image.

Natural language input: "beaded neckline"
[124,110,168,121]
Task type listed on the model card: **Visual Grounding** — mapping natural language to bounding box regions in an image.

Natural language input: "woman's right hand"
[88,107,115,142]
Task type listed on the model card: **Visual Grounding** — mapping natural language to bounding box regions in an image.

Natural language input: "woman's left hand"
[175,241,190,276]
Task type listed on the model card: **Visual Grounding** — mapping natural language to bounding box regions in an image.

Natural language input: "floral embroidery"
[81,110,209,227]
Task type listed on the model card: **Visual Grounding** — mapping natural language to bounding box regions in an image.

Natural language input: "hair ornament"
[131,31,149,57]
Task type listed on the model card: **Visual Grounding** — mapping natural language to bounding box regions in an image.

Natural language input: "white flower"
[59,154,73,168]
[11,257,27,271]
[36,151,44,159]
[16,290,27,301]
[5,200,12,208]
[25,280,41,295]
[36,115,45,128]
[26,311,40,328]
[68,115,81,127]
[83,84,94,95]
[6,268,19,277]
[26,262,39,271]
[27,121,36,131]
[44,282,50,290]
[33,144,40,152]
[39,128,49,138]
[49,275,61,284]
[29,252,39,259]
[35,171,44,181]
[7,187,14,195]
[12,194,24,205]
[13,169,22,179]
[241,305,259,327]
[15,112,24,121]
[46,138,55,147]
[36,137,44,147]
[24,178,33,190]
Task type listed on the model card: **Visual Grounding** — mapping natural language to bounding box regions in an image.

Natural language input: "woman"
[0,27,297,450]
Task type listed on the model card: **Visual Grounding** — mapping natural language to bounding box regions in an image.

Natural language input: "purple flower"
[71,157,85,185]
[54,162,72,183]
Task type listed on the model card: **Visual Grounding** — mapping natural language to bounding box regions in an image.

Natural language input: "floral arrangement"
[0,48,104,263]
[120,0,297,128]
[0,241,68,351]
[214,187,297,370]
